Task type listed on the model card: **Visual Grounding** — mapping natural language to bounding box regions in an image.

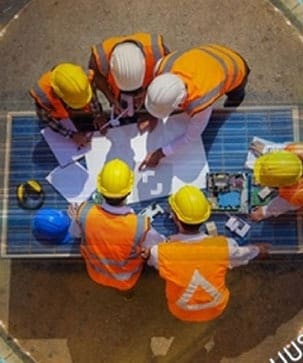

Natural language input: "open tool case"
[206,172,249,214]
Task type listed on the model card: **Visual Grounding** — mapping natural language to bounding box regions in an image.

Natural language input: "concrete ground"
[1,0,303,362]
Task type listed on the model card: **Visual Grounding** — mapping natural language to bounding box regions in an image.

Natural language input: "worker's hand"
[250,207,266,222]
[133,90,146,110]
[94,114,108,135]
[254,243,272,258]
[72,132,91,148]
[139,148,165,171]
[140,247,151,260]
[67,203,79,220]
[112,100,125,115]
[137,116,158,134]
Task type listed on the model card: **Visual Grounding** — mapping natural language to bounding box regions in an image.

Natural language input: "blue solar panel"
[1,108,299,257]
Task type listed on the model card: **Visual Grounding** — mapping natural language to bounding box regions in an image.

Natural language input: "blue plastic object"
[32,208,71,244]
[218,191,240,209]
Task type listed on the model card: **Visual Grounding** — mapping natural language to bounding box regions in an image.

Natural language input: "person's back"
[76,159,164,291]
[250,149,303,221]
[146,44,249,118]
[80,201,148,291]
[145,185,269,322]
[158,234,230,322]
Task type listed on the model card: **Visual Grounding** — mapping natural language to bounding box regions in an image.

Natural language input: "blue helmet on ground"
[32,208,71,244]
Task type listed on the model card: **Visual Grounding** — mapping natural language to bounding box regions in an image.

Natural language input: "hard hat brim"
[145,96,173,120]
[168,193,211,224]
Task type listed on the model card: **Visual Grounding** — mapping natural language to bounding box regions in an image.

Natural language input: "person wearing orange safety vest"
[29,63,106,148]
[250,144,303,222]
[139,44,250,170]
[142,185,269,322]
[88,32,170,133]
[70,159,164,291]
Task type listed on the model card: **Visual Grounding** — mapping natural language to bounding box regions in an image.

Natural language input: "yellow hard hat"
[168,185,211,224]
[97,159,134,198]
[51,63,92,109]
[254,150,302,187]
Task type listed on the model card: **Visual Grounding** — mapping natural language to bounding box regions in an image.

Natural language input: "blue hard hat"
[32,208,71,244]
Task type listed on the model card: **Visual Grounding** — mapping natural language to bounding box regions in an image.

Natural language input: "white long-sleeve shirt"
[261,196,300,218]
[148,231,260,269]
[162,106,213,156]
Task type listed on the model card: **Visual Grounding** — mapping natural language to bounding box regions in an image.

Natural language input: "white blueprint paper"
[41,119,91,167]
[85,113,209,203]
[46,162,96,203]
[245,136,289,169]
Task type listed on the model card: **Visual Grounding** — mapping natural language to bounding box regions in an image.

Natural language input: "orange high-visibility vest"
[284,143,303,161]
[279,178,303,206]
[91,32,168,99]
[29,70,94,119]
[158,236,230,322]
[278,146,303,206]
[155,44,248,116]
[79,203,150,291]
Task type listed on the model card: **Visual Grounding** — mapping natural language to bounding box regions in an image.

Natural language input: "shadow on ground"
[6,258,303,363]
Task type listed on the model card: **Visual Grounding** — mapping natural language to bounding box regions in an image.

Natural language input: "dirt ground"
[1,1,303,362]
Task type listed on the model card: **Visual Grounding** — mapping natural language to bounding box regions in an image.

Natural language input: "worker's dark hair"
[178,221,202,232]
[104,195,128,206]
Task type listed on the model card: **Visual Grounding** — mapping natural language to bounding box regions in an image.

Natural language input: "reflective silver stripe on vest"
[176,269,223,311]
[84,214,145,265]
[186,46,230,114]
[95,43,109,76]
[32,85,52,109]
[86,257,142,281]
[160,47,236,114]
[160,51,182,73]
[151,34,162,60]
[186,82,225,114]
[131,215,145,256]
[81,206,146,281]
[206,44,239,87]
[79,201,94,232]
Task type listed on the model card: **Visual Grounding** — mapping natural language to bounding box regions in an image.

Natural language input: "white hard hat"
[145,73,186,119]
[110,42,145,91]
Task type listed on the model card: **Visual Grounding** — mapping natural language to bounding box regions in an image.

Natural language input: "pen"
[77,132,94,151]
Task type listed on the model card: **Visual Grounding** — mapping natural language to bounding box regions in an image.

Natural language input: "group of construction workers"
[29,32,303,322]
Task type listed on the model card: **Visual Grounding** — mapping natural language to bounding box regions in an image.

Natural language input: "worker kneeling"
[143,185,269,322]
[250,147,303,221]
[72,159,163,291]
